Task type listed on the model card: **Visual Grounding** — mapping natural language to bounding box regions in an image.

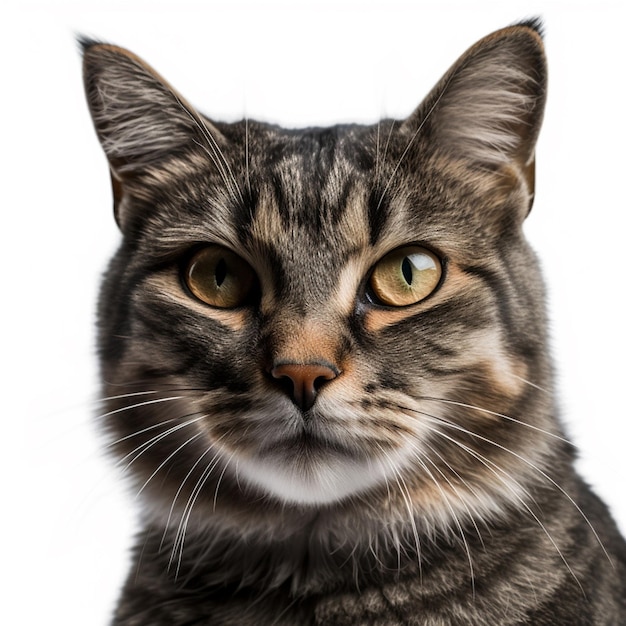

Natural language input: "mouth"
[257,428,361,462]
[229,425,404,506]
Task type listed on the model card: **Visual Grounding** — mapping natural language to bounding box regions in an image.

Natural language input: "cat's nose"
[270,362,339,411]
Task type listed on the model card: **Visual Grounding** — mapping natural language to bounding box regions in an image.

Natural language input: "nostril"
[270,362,338,411]
[275,373,295,399]
[313,374,329,391]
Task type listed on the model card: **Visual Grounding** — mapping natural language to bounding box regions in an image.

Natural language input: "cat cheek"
[471,330,531,405]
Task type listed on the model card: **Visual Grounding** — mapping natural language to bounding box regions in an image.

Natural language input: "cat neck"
[138,447,577,598]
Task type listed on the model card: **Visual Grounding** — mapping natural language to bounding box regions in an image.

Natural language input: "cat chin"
[234,452,406,506]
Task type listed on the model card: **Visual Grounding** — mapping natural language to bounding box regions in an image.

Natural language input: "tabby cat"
[82,20,626,625]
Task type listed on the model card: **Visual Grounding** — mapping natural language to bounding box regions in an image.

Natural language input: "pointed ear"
[82,40,207,172]
[81,39,227,226]
[402,21,546,197]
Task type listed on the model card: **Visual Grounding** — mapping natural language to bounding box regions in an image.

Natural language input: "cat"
[82,19,626,625]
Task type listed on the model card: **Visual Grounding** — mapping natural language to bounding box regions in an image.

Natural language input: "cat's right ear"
[80,38,225,230]
[400,21,547,216]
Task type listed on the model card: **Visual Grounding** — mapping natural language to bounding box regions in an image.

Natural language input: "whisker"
[160,443,219,552]
[97,384,208,400]
[96,390,163,403]
[115,414,206,473]
[72,391,165,416]
[423,417,581,590]
[375,119,395,193]
[419,437,486,548]
[411,443,476,594]
[212,453,232,512]
[171,448,228,576]
[374,118,381,186]
[106,417,179,448]
[245,115,252,197]
[413,404,612,568]
[413,413,537,508]
[192,138,243,205]
[400,403,603,588]
[374,442,422,578]
[510,374,548,393]
[161,429,235,568]
[135,432,203,498]
[420,396,573,446]
[173,94,244,205]
[94,395,186,423]
[377,70,460,211]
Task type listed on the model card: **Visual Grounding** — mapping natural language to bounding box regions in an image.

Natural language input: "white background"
[3,1,624,623]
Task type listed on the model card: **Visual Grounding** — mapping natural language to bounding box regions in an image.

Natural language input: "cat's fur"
[82,20,626,625]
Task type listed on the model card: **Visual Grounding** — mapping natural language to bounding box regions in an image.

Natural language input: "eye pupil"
[215,258,227,286]
[401,257,413,285]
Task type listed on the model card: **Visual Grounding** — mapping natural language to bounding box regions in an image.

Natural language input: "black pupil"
[215,258,228,286]
[401,257,413,285]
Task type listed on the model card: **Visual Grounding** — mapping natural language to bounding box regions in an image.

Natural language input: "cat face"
[85,23,554,529]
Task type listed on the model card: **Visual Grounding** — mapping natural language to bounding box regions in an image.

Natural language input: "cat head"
[83,21,555,533]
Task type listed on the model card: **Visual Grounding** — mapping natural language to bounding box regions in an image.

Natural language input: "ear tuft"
[76,35,103,54]
[513,17,544,38]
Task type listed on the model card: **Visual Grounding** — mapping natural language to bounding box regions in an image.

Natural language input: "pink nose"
[270,362,338,411]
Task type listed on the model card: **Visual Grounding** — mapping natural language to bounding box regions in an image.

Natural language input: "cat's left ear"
[402,20,547,212]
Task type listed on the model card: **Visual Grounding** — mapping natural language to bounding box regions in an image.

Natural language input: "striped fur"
[83,20,626,625]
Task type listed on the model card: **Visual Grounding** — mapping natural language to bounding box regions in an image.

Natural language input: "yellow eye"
[184,246,256,308]
[369,246,442,306]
